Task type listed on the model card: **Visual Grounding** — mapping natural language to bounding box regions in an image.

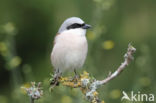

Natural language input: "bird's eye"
[67,23,85,30]
[81,23,85,27]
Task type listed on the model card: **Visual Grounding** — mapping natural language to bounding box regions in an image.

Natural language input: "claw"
[50,69,61,87]
[72,69,80,82]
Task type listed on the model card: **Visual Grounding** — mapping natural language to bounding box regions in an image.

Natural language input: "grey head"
[58,17,91,33]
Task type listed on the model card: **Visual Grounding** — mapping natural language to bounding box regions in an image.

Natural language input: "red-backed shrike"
[51,17,91,77]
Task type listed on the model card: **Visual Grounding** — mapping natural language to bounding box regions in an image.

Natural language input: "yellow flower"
[9,56,22,69]
[80,71,89,79]
[101,100,105,103]
[102,40,114,50]
[93,91,98,96]
[109,89,121,99]
[21,83,31,94]
[87,31,96,41]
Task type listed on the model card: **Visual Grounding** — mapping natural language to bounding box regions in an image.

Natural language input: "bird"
[51,17,91,81]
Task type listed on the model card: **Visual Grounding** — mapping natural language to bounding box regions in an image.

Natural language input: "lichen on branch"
[22,44,136,103]
[50,44,136,103]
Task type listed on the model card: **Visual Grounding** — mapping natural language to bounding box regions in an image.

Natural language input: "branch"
[95,43,136,86]
[50,44,136,103]
[85,44,136,102]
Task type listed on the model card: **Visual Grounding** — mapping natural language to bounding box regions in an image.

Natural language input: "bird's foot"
[50,72,61,88]
[71,69,80,82]
[71,74,80,83]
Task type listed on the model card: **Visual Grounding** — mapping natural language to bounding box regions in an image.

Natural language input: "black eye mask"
[67,23,85,30]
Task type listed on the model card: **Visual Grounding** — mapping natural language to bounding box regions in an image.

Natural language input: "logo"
[121,91,155,102]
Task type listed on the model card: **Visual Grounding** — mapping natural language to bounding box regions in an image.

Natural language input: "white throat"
[61,28,86,36]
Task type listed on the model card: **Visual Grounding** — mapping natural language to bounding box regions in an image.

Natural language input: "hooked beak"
[82,24,91,29]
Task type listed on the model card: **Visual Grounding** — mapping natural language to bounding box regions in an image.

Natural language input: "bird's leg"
[72,69,80,82]
[50,68,61,86]
[74,69,78,77]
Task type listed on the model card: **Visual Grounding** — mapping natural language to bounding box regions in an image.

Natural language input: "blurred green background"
[0,0,156,103]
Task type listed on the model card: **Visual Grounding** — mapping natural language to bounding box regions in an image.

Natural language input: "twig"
[21,82,43,103]
[85,44,136,102]
[50,44,136,103]
[99,43,136,85]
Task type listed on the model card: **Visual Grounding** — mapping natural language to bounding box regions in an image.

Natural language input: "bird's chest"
[56,34,87,52]
[56,34,87,63]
